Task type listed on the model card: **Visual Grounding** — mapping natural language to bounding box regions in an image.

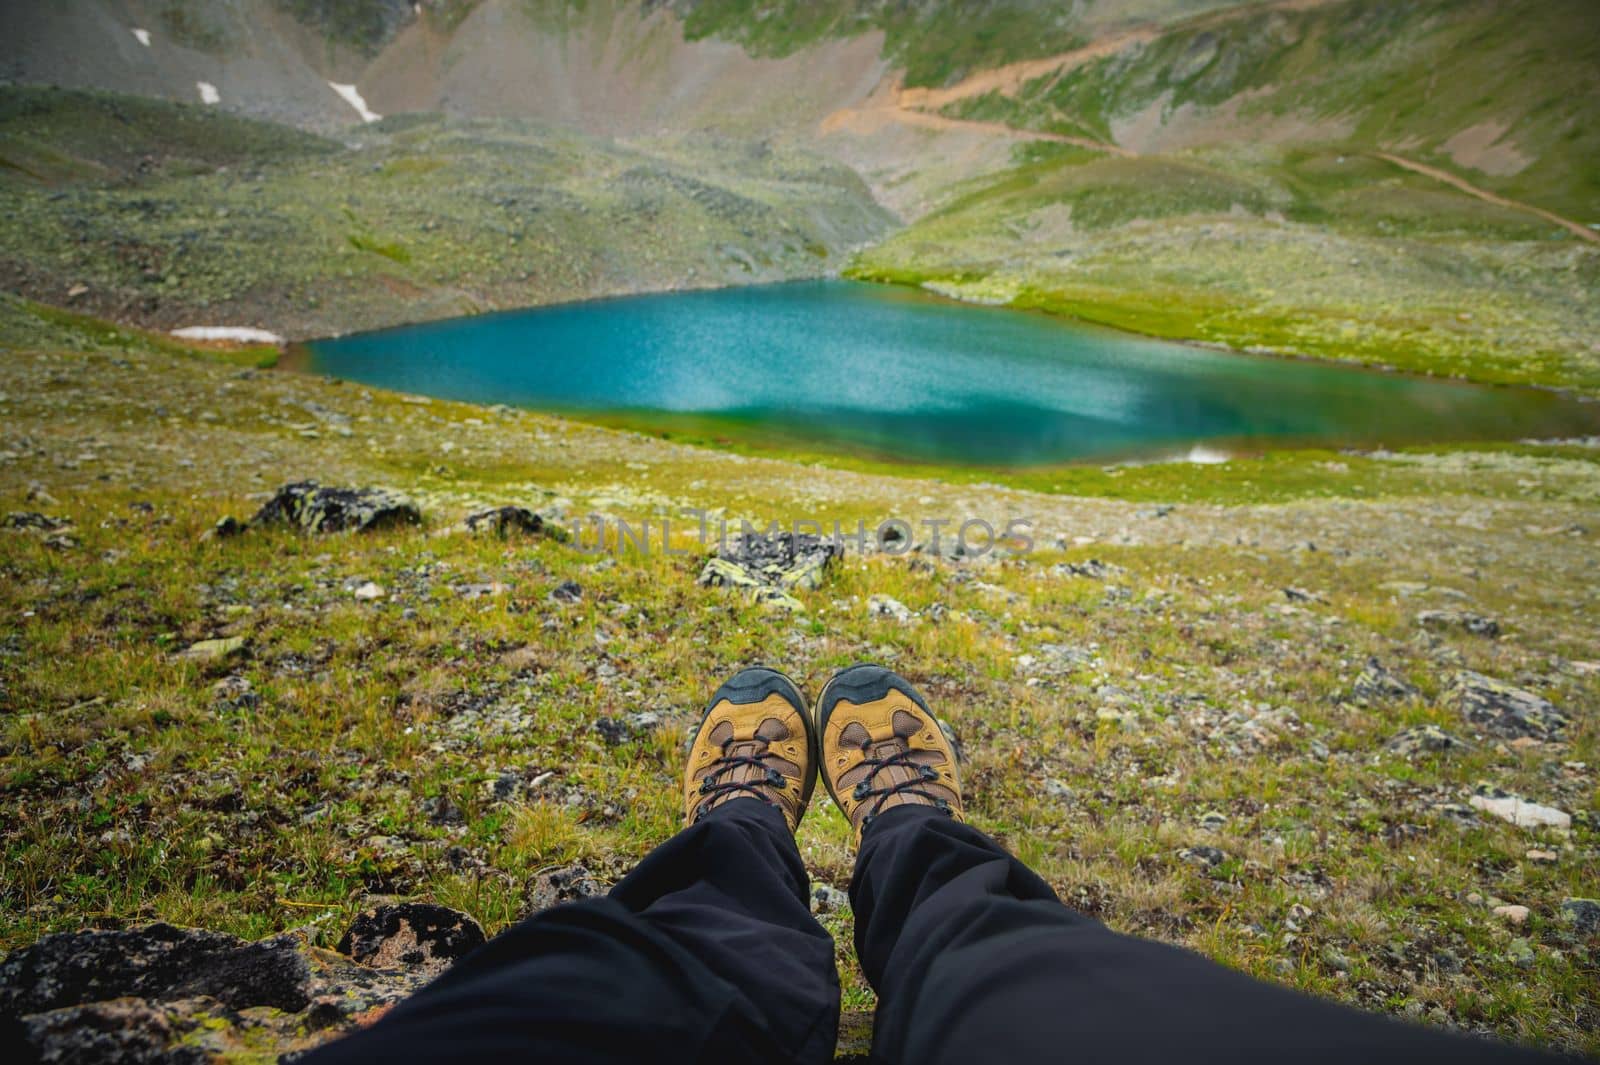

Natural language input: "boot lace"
[854,747,951,832]
[693,750,786,822]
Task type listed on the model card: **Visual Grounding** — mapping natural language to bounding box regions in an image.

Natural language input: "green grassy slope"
[850,141,1600,392]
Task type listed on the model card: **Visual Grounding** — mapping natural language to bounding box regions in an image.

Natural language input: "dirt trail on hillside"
[820,90,1134,157]
[1375,152,1600,245]
[823,0,1349,158]
[897,0,1348,113]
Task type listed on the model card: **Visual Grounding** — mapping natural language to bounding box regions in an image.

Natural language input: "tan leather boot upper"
[814,664,962,841]
[683,668,815,830]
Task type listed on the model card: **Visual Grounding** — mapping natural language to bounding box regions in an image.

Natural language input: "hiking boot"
[814,664,962,841]
[683,667,815,830]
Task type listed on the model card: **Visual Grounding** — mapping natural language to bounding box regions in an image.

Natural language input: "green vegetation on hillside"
[0,87,893,339]
[851,142,1600,392]
[947,0,1600,221]
[677,0,1088,87]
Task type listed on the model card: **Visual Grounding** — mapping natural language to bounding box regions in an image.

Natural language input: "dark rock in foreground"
[1,909,488,1061]
[250,481,422,534]
[0,923,311,1018]
[1447,671,1568,741]
[338,903,486,977]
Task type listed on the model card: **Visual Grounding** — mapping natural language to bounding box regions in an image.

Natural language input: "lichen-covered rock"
[1416,610,1500,637]
[526,865,603,914]
[1385,725,1468,756]
[1446,671,1568,741]
[249,481,421,534]
[1050,559,1125,581]
[697,531,841,610]
[867,594,914,622]
[3,511,70,531]
[0,923,311,1018]
[1352,657,1418,704]
[337,903,486,977]
[16,998,212,1065]
[1561,898,1600,935]
[462,505,547,538]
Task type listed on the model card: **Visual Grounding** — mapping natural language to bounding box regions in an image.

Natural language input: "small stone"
[1416,610,1500,637]
[1385,725,1468,756]
[526,865,602,913]
[1050,559,1126,581]
[338,903,486,977]
[1525,849,1558,864]
[549,579,583,604]
[179,636,246,661]
[201,515,246,541]
[1198,810,1227,832]
[462,505,546,537]
[353,581,385,601]
[1178,845,1227,869]
[1352,657,1418,705]
[1321,946,1351,972]
[1493,905,1530,926]
[1505,937,1536,968]
[867,594,914,622]
[1043,779,1073,801]
[1467,786,1570,830]
[810,883,849,915]
[1560,898,1600,934]
[594,711,662,745]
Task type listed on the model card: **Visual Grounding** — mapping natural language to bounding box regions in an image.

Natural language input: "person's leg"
[854,805,1556,1065]
[813,664,1557,1065]
[307,668,838,1065]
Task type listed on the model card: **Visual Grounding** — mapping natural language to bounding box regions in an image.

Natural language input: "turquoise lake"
[302,281,1599,466]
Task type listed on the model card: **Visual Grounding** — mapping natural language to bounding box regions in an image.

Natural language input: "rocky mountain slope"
[0,87,894,338]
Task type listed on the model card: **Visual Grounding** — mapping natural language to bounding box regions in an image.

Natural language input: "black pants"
[307,802,1556,1064]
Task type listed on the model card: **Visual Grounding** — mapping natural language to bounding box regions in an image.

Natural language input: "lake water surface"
[303,281,1598,466]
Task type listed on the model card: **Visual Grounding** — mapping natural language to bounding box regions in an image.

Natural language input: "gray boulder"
[1352,657,1418,704]
[1447,672,1568,741]
[463,505,549,538]
[250,481,421,534]
[1385,725,1468,756]
[1416,610,1500,637]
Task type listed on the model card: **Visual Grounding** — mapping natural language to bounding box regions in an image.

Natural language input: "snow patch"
[131,28,152,47]
[1186,446,1231,465]
[172,326,284,344]
[196,81,220,105]
[329,82,381,124]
